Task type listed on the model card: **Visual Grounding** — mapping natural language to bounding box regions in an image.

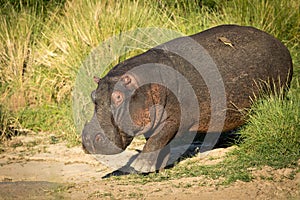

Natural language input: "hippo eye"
[111,90,124,107]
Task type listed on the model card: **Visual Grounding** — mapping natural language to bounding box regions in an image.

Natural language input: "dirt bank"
[0,132,299,199]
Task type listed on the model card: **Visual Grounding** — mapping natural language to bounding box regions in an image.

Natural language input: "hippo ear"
[120,74,138,90]
[93,76,101,84]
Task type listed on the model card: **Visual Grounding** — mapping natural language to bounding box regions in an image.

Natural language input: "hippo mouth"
[82,113,124,155]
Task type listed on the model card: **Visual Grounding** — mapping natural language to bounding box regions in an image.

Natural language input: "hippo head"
[82,73,143,155]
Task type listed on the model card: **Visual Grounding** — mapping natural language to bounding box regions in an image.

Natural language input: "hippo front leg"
[131,119,179,173]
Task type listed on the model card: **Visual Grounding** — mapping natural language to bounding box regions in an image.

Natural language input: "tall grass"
[224,0,300,46]
[0,2,41,109]
[234,82,300,168]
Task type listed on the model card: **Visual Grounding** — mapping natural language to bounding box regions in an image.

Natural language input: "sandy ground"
[0,132,299,200]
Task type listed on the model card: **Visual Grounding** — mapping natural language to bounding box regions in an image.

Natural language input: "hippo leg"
[131,118,179,173]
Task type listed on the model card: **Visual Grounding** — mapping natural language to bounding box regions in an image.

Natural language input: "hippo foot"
[131,150,169,173]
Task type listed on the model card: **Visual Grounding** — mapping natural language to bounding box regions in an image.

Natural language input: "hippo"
[82,25,293,173]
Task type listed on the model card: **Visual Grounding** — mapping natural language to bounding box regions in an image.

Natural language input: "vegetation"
[0,0,299,183]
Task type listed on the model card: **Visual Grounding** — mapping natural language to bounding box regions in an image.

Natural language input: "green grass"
[0,0,299,184]
[0,105,21,139]
[18,102,80,145]
[233,83,300,168]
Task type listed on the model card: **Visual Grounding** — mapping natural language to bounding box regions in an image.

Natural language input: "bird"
[218,36,235,49]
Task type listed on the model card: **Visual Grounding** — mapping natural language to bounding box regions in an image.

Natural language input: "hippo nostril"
[95,134,102,142]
